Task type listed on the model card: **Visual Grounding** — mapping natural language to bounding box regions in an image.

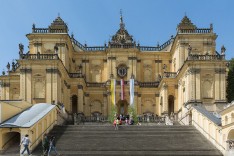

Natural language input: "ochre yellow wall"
[0,101,31,123]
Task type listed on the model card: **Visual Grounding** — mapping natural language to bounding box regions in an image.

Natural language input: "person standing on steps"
[42,133,49,156]
[20,134,32,156]
[116,118,119,130]
[48,136,60,156]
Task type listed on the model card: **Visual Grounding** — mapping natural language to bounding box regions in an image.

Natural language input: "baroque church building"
[0,15,228,119]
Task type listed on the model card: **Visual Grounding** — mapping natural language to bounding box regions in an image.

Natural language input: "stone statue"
[12,62,16,72]
[163,64,167,72]
[19,43,24,55]
[157,74,162,81]
[188,44,192,55]
[6,62,10,71]
[221,45,226,55]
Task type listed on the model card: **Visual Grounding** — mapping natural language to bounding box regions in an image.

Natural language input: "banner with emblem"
[111,79,116,105]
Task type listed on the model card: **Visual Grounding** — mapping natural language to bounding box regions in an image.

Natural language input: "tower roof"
[49,15,69,33]
[177,15,196,30]
[110,12,134,45]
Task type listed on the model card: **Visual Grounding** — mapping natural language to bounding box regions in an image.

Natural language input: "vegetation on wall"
[128,104,138,124]
[226,58,234,103]
[108,105,117,123]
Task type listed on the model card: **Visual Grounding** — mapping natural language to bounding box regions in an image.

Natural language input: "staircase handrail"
[30,120,57,148]
[178,111,190,125]
[192,119,225,151]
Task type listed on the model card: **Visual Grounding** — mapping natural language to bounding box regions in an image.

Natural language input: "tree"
[226,58,234,103]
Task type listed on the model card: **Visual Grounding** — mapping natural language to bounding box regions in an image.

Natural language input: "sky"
[0,0,234,72]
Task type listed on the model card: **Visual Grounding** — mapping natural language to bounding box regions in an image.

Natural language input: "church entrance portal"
[117,100,129,115]
[168,95,174,116]
[72,95,78,113]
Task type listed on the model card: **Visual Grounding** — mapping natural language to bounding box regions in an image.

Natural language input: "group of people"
[113,114,135,130]
[42,134,60,156]
[20,133,60,156]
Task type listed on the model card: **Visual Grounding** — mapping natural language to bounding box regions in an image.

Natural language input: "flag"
[111,79,116,105]
[121,79,124,100]
[130,79,134,105]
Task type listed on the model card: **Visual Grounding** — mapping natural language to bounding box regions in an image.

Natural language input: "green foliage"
[227,58,234,103]
[128,105,138,124]
[108,105,117,123]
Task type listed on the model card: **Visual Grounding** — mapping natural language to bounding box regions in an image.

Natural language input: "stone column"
[86,60,90,81]
[78,85,84,113]
[162,84,168,114]
[220,69,226,101]
[134,92,138,113]
[1,82,10,100]
[179,45,185,69]
[20,68,32,102]
[137,94,142,114]
[52,71,58,103]
[46,69,52,103]
[155,94,160,115]
[84,93,90,116]
[107,91,111,116]
[103,93,108,116]
[214,69,220,101]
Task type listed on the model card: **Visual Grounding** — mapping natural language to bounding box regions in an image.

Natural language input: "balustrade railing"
[187,54,225,61]
[137,116,165,123]
[109,44,135,49]
[178,28,211,34]
[74,115,108,124]
[140,46,159,51]
[163,72,177,78]
[71,37,86,50]
[69,73,83,78]
[140,38,173,51]
[85,46,106,51]
[138,82,159,88]
[33,28,49,33]
[86,82,105,87]
[33,28,67,33]
[20,54,59,60]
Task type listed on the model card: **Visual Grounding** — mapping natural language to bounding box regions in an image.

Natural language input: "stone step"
[31,124,223,156]
[52,150,222,156]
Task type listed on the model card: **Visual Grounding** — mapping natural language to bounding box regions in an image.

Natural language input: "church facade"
[0,15,228,119]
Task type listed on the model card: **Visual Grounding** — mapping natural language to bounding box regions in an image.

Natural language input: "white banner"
[129,79,134,105]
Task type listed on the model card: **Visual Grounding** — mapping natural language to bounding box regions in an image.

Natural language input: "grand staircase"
[32,124,222,156]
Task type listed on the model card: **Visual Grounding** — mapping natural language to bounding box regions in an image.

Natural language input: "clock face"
[118,66,127,77]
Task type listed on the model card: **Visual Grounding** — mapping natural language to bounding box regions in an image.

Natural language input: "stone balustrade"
[187,54,225,61]
[138,82,159,88]
[163,72,177,78]
[86,82,105,87]
[69,73,83,78]
[20,54,59,60]
[178,28,211,34]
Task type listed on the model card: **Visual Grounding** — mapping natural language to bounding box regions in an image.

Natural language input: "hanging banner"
[129,79,134,105]
[111,79,116,105]
[121,79,124,100]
